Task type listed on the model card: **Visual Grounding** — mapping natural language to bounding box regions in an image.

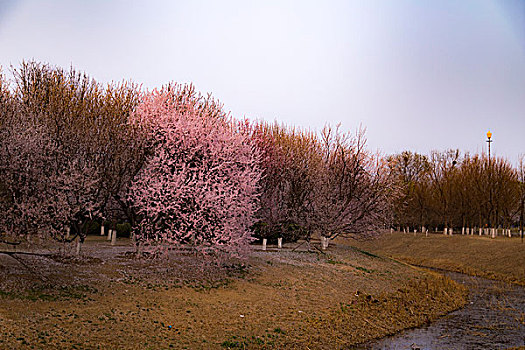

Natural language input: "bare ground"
[0,236,467,349]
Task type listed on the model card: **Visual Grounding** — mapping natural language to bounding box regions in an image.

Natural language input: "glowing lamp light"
[487,131,492,139]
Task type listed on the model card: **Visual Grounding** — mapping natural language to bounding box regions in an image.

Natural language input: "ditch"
[357,271,525,349]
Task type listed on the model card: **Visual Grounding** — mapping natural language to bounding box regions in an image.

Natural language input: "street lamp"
[486,131,492,161]
[486,131,494,237]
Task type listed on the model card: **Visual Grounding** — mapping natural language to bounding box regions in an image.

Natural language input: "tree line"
[0,61,394,257]
[1,62,523,258]
[388,150,525,236]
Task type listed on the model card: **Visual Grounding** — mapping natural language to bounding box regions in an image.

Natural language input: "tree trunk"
[75,238,82,256]
[135,241,143,256]
[111,229,117,246]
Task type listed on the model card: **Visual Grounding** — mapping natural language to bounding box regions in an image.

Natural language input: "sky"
[0,0,524,162]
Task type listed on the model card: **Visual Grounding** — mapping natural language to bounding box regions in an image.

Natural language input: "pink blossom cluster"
[128,88,261,257]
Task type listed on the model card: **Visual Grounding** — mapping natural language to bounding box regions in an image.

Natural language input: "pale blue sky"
[0,0,524,161]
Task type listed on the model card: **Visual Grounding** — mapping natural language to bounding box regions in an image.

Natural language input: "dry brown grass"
[352,232,525,286]
[0,237,467,349]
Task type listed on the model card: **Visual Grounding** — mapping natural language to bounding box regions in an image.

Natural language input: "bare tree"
[308,126,395,243]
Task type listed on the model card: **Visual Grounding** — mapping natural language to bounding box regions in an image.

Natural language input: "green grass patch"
[221,334,278,348]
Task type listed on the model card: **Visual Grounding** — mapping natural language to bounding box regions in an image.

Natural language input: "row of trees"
[0,62,393,257]
[251,123,393,244]
[389,150,525,234]
[0,62,143,248]
[2,62,521,258]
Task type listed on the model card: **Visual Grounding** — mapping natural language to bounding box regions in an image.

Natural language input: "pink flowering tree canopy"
[128,87,261,257]
[0,63,106,243]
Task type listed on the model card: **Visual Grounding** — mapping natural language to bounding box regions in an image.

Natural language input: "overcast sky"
[1,0,524,162]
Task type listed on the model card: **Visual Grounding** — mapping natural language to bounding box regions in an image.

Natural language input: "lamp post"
[486,131,492,161]
[487,131,493,237]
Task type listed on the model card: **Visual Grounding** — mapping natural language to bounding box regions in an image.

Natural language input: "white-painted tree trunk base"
[100,225,105,236]
[444,228,448,235]
[66,227,70,240]
[491,228,496,239]
[107,229,112,241]
[262,238,267,251]
[278,237,282,249]
[111,230,117,245]
[75,240,81,255]
[321,236,329,250]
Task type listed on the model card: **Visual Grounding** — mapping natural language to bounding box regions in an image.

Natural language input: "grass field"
[353,232,525,286]
[0,236,467,349]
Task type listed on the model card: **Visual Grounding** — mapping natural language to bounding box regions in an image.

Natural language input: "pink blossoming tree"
[0,62,141,254]
[0,63,105,250]
[128,86,261,258]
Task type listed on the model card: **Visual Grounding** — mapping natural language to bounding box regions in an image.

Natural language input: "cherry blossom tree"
[128,87,261,258]
[0,69,21,239]
[0,62,117,253]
